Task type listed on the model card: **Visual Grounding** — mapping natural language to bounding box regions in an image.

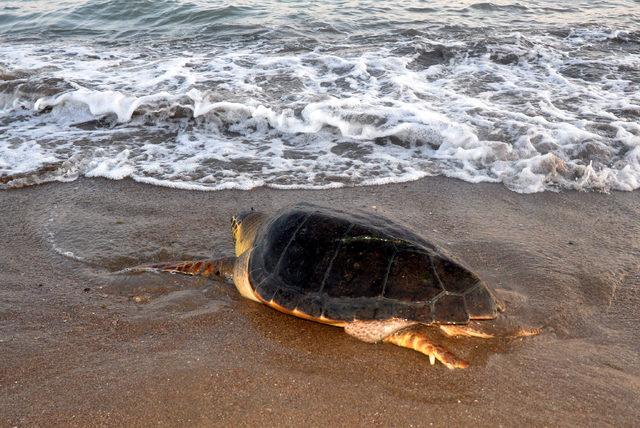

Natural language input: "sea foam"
[1,25,639,193]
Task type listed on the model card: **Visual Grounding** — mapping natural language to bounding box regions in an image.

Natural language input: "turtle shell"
[248,203,498,324]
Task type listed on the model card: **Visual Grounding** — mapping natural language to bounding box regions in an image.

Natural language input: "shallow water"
[1,1,640,192]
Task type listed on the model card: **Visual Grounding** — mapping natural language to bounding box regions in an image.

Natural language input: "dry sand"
[1,177,639,426]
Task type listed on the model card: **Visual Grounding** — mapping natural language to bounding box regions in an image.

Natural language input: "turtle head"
[231,209,267,256]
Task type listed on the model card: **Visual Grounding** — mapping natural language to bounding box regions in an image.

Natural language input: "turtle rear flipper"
[439,318,542,339]
[126,257,236,282]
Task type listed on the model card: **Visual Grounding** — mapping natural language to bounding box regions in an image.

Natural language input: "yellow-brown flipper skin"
[439,322,542,339]
[384,330,469,369]
[152,260,212,276]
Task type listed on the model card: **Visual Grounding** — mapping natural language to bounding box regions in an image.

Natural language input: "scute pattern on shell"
[248,203,498,324]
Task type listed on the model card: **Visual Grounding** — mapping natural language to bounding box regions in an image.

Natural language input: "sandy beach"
[1,177,638,426]
[2,0,639,425]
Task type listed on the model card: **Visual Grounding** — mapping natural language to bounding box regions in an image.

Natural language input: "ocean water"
[1,1,639,193]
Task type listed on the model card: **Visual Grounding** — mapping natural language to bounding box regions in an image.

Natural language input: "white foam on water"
[1,27,639,193]
[35,89,176,123]
[0,140,58,174]
[44,206,86,262]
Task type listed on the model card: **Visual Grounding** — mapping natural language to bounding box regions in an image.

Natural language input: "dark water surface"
[1,1,639,192]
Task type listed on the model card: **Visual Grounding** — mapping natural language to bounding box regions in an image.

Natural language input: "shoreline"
[1,177,639,426]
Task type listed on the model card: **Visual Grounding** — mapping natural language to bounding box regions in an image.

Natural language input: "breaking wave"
[1,2,639,193]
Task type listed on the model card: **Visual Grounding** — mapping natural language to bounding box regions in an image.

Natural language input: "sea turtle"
[133,203,539,369]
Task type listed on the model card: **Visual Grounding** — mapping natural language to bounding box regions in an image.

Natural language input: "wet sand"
[1,177,639,426]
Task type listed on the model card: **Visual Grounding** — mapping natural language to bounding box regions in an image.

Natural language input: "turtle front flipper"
[384,329,469,369]
[126,257,236,282]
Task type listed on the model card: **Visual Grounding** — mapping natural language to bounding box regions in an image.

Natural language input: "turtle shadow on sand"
[240,303,522,370]
[104,268,532,370]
